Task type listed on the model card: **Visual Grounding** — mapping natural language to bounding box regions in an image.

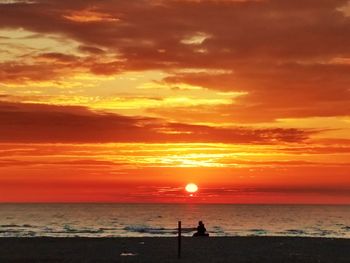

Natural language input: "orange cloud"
[63,8,119,23]
[0,0,349,120]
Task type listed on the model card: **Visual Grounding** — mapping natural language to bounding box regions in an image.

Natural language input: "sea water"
[0,204,349,238]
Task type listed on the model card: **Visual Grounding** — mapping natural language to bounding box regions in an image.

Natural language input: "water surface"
[0,204,349,238]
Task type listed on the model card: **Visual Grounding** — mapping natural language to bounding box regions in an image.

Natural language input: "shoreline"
[0,236,349,262]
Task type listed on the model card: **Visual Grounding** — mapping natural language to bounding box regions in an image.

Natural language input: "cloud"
[0,158,123,168]
[0,0,36,4]
[0,51,124,85]
[78,45,105,54]
[281,145,350,154]
[62,8,120,23]
[0,0,349,120]
[160,62,350,121]
[0,101,312,143]
[201,185,350,196]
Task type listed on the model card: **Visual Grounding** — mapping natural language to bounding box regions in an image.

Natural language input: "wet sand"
[0,237,349,262]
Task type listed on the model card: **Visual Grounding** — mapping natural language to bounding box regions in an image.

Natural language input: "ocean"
[0,204,349,238]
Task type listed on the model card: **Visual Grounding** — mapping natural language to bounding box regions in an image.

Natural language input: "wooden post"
[178,221,181,259]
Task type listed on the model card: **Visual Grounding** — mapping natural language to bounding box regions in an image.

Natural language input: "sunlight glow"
[185,183,198,193]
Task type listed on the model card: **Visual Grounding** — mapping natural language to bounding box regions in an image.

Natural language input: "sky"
[0,0,349,203]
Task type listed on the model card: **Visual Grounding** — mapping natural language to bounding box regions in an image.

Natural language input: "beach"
[0,237,349,262]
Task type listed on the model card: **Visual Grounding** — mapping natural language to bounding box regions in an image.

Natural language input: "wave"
[342,226,350,231]
[284,229,306,235]
[0,229,21,233]
[0,224,34,228]
[249,229,268,235]
[123,225,197,235]
[60,225,104,234]
[123,225,177,235]
[122,225,226,235]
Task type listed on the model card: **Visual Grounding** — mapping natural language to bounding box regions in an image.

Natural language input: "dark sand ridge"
[0,237,349,262]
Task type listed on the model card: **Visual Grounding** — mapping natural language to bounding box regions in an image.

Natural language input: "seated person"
[193,221,209,237]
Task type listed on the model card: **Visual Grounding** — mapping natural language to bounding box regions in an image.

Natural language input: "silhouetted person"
[193,220,209,237]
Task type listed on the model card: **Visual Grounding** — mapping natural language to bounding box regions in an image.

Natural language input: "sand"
[0,237,349,262]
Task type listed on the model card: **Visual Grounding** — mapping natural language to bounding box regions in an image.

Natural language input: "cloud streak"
[0,101,312,143]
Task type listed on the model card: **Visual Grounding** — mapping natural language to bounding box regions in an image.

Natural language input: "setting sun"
[185,183,198,193]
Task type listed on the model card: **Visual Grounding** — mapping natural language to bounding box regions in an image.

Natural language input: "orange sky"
[0,0,349,203]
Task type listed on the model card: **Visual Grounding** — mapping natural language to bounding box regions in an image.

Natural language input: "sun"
[185,183,198,193]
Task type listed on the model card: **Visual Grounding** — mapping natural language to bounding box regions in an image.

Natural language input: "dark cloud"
[0,101,312,143]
